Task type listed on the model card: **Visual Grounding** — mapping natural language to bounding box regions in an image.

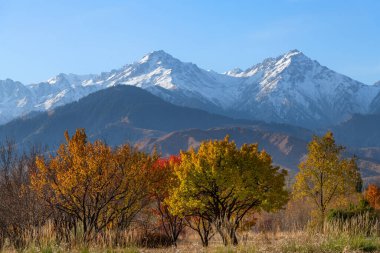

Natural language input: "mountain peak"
[287,49,301,54]
[270,49,315,74]
[279,49,309,62]
[0,78,17,84]
[224,67,243,76]
[234,49,312,78]
[139,50,177,65]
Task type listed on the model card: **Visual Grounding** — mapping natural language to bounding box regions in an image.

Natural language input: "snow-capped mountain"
[1,50,379,128]
[225,50,380,127]
[0,79,34,123]
[88,50,241,111]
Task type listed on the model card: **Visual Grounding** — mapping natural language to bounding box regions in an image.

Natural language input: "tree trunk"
[187,216,213,247]
[229,227,238,245]
[215,218,239,246]
[320,207,326,233]
[219,231,228,246]
[215,222,235,246]
[201,236,209,247]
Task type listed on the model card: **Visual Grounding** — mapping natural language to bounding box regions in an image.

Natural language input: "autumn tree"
[293,131,361,229]
[150,155,184,246]
[167,136,289,246]
[364,184,380,210]
[31,129,156,242]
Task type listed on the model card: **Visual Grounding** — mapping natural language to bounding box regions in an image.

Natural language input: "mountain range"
[1,85,379,185]
[1,49,380,184]
[1,50,380,128]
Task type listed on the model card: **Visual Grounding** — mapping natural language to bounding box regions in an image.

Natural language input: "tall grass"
[0,221,166,252]
[0,213,379,252]
[280,213,380,253]
[324,212,379,237]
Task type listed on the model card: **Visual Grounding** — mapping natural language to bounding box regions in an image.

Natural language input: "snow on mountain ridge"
[106,50,242,107]
[0,49,379,128]
[225,49,380,127]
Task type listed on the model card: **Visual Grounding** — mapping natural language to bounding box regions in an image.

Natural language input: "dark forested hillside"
[332,114,380,148]
[0,85,252,149]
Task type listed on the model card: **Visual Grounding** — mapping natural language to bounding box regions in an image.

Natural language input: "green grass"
[347,236,380,252]
[281,235,380,253]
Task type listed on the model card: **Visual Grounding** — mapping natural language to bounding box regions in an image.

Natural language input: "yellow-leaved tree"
[31,129,156,241]
[166,136,289,246]
[293,131,361,229]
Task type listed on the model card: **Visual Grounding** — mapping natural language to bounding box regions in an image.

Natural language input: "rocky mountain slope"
[136,127,380,184]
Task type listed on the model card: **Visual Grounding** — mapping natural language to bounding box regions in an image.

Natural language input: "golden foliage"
[293,131,362,226]
[31,129,156,241]
[167,135,289,245]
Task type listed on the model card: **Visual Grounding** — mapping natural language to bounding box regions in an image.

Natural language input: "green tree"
[167,136,289,245]
[293,131,361,229]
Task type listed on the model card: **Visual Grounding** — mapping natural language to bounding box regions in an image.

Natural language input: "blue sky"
[0,0,379,84]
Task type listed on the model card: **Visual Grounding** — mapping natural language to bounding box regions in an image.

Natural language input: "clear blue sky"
[0,0,379,84]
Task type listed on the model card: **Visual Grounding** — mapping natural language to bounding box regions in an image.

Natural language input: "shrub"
[325,201,379,237]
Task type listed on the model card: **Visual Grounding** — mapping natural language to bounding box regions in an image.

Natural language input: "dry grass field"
[1,231,379,253]
[1,217,379,253]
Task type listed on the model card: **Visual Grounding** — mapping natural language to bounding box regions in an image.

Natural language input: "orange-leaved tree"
[31,129,156,241]
[364,184,380,210]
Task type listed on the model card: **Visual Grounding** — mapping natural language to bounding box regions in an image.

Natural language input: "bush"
[327,199,376,221]
[325,200,379,237]
[327,200,376,222]
[134,232,173,248]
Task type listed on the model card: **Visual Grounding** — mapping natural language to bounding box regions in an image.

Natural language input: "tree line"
[0,128,373,249]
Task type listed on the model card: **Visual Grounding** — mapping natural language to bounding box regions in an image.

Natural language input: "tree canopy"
[150,155,184,246]
[167,136,289,245]
[293,131,362,228]
[365,184,380,210]
[31,129,156,241]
